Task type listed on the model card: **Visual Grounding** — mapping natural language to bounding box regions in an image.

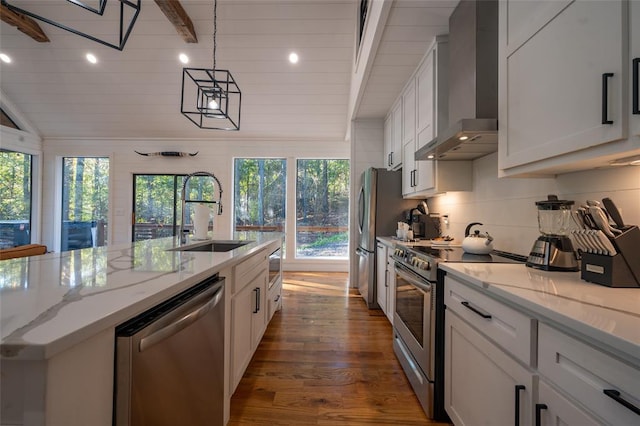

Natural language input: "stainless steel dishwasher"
[114,274,224,426]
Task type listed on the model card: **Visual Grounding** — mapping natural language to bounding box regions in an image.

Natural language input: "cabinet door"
[385,252,395,324]
[403,79,416,145]
[384,115,393,170]
[413,160,435,193]
[631,0,640,138]
[391,99,403,169]
[445,310,534,426]
[537,380,602,426]
[500,0,627,170]
[230,282,255,392]
[416,50,435,150]
[376,243,388,316]
[251,270,268,348]
[402,139,415,196]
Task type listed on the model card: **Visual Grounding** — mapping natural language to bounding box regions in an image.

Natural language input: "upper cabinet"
[384,99,403,170]
[400,37,472,198]
[632,0,640,139]
[499,0,640,176]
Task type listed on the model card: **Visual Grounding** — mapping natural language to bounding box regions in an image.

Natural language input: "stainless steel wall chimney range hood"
[415,0,498,161]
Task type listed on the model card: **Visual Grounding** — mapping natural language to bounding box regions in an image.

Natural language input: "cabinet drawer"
[538,380,602,426]
[538,323,640,425]
[233,249,267,294]
[444,276,536,366]
[267,279,283,321]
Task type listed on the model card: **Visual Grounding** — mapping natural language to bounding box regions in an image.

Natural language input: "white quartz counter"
[440,263,640,366]
[0,233,282,361]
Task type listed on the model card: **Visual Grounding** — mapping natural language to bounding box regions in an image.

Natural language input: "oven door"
[393,261,435,380]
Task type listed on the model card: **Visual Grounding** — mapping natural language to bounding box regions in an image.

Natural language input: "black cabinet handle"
[633,58,639,115]
[461,301,492,319]
[602,72,614,124]
[603,389,640,415]
[515,385,525,426]
[535,403,548,426]
[253,287,260,313]
[390,152,394,166]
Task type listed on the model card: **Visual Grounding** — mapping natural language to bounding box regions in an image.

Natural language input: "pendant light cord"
[212,0,217,73]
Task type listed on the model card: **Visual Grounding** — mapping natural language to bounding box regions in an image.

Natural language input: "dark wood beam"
[154,0,198,43]
[1,4,50,43]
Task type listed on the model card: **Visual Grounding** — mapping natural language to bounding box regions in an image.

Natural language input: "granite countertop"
[0,233,281,360]
[440,263,640,366]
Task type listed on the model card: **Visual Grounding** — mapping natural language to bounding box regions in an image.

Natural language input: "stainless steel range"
[391,244,526,421]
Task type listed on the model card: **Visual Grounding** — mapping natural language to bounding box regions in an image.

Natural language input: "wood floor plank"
[228,272,450,425]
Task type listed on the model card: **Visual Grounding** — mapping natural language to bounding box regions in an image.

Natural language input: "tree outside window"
[0,150,32,248]
[61,157,109,251]
[296,159,349,259]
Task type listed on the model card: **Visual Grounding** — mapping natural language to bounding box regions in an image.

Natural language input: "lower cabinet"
[537,380,602,426]
[376,242,388,317]
[444,273,640,426]
[229,249,269,393]
[267,277,283,322]
[444,309,535,426]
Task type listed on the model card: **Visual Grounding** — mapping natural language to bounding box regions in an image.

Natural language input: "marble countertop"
[0,233,282,360]
[440,263,640,365]
[377,235,460,247]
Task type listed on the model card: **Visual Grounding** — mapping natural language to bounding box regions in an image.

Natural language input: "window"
[0,150,32,248]
[61,157,109,251]
[234,158,286,233]
[296,159,349,259]
[133,174,182,241]
[132,174,218,241]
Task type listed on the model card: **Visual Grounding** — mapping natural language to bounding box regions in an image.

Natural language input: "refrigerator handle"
[358,186,365,233]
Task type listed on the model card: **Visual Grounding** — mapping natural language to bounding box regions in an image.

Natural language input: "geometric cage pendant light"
[2,0,141,51]
[181,0,241,130]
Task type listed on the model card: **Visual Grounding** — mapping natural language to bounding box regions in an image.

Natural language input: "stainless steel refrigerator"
[356,167,415,308]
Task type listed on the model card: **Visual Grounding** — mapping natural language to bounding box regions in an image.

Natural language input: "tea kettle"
[462,222,494,254]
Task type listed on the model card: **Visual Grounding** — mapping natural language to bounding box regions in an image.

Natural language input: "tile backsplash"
[428,153,640,256]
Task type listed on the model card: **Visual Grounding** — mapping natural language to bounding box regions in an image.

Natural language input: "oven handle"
[394,262,432,293]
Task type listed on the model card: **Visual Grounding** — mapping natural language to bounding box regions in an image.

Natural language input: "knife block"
[580,225,640,288]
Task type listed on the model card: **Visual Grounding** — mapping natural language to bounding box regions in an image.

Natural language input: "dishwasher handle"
[139,284,224,352]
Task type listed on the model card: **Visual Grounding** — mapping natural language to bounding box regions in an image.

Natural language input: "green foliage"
[301,232,348,249]
[0,150,32,221]
[62,157,109,222]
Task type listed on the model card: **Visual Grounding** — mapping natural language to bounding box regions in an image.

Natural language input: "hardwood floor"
[228,272,450,425]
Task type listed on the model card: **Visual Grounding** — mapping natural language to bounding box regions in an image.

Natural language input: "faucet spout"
[179,171,224,242]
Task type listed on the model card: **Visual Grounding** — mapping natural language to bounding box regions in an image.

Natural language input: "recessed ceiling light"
[86,53,97,64]
[0,53,12,64]
[459,135,469,141]
[179,53,189,64]
[427,155,435,159]
[288,52,299,64]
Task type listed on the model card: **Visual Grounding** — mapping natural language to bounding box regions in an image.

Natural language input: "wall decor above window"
[134,151,198,157]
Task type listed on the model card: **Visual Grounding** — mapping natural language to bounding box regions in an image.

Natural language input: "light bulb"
[208,99,219,110]
[289,52,299,64]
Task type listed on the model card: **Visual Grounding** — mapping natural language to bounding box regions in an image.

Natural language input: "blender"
[526,195,579,271]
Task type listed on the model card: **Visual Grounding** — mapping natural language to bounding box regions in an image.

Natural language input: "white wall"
[428,153,640,256]
[40,137,350,270]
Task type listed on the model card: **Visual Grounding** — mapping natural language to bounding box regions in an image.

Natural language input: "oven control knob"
[418,260,430,270]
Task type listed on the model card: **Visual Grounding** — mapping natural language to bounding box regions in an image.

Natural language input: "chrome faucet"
[179,171,223,243]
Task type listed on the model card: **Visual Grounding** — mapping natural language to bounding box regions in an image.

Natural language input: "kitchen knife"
[589,206,622,236]
[602,197,625,228]
[586,230,607,255]
[594,230,618,256]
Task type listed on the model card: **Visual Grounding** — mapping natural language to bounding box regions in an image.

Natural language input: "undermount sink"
[170,240,253,252]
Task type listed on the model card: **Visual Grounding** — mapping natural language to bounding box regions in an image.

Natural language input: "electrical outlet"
[443,214,450,228]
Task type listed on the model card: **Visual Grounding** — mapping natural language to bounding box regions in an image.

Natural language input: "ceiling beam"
[0,4,50,43]
[154,0,198,43]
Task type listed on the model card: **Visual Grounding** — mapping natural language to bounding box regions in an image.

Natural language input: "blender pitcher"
[526,195,579,271]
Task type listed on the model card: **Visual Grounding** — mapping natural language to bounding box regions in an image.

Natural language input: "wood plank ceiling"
[0,0,454,142]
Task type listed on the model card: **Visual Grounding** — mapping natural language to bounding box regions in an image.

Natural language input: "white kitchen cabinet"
[416,38,448,151]
[445,309,535,426]
[631,0,640,139]
[403,79,416,146]
[499,0,638,176]
[538,322,640,425]
[536,380,602,426]
[376,242,388,317]
[230,249,269,393]
[385,245,395,324]
[384,99,403,170]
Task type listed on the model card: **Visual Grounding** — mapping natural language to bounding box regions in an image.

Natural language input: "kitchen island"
[0,233,283,426]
